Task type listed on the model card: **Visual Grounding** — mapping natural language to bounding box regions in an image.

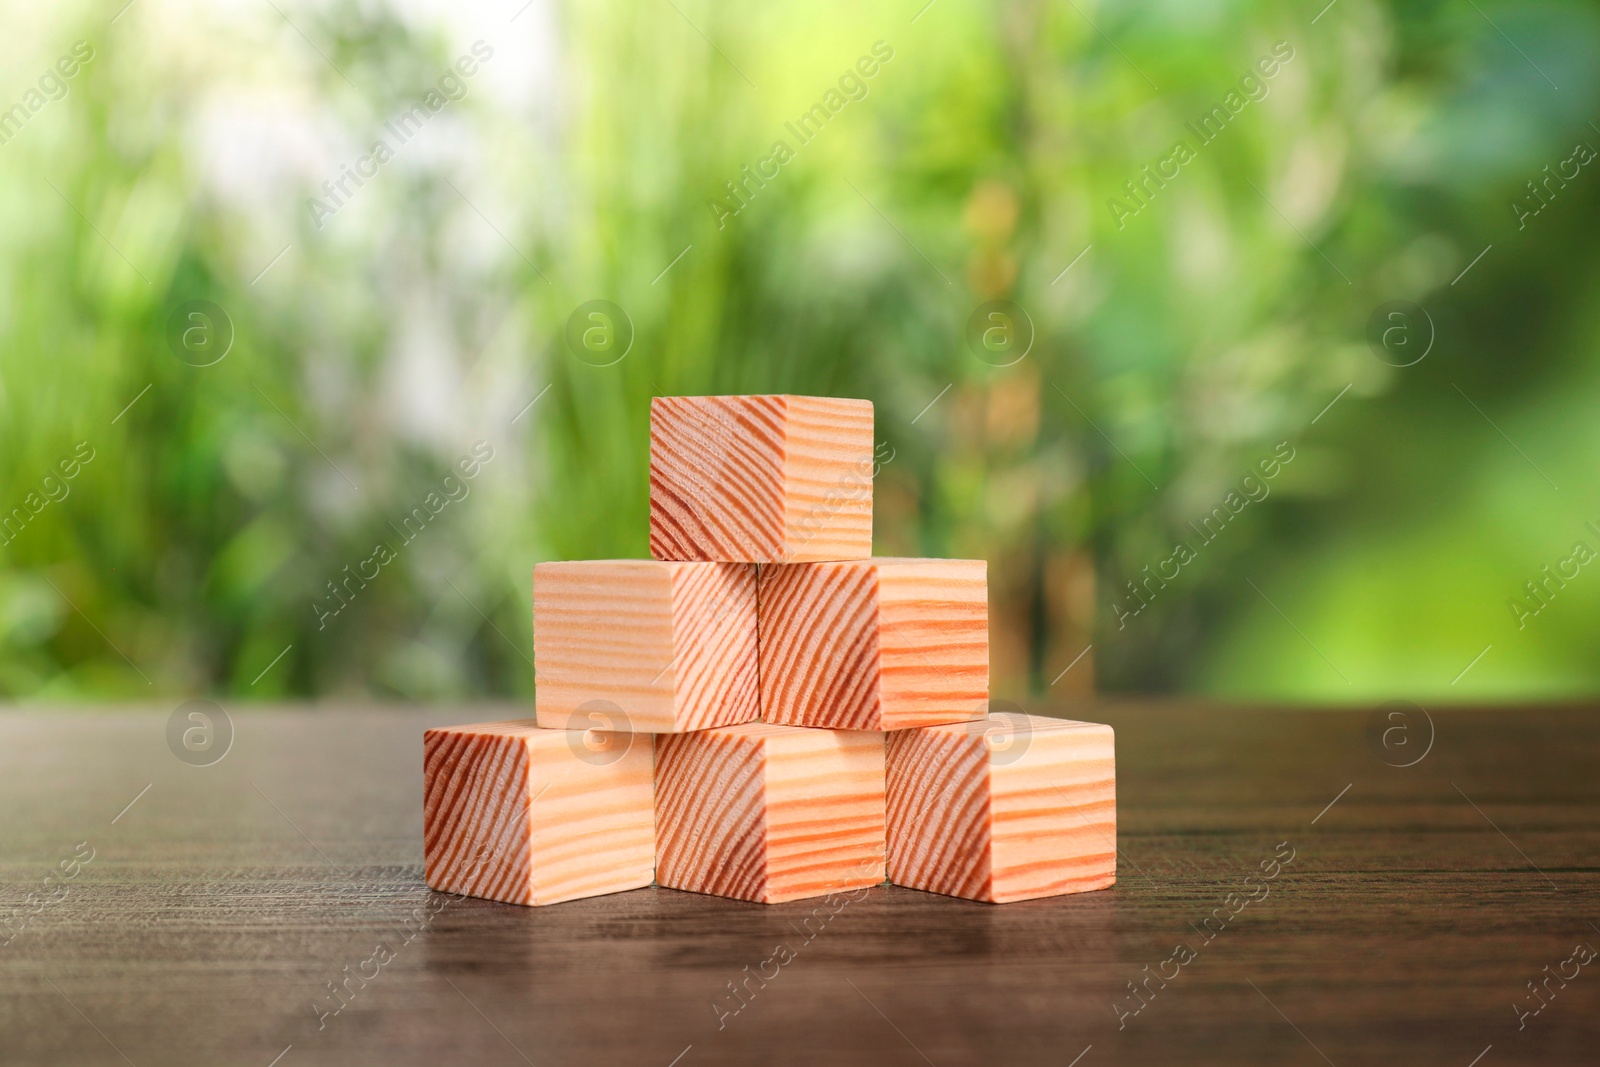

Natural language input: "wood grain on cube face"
[780,395,874,563]
[885,724,991,899]
[533,560,758,733]
[989,718,1115,903]
[527,727,657,906]
[654,726,768,902]
[534,561,674,731]
[758,561,880,730]
[885,714,1115,903]
[875,559,989,730]
[759,558,988,731]
[422,720,655,906]
[668,561,762,731]
[764,727,886,902]
[655,723,885,904]
[650,395,786,563]
[648,395,873,563]
[424,722,536,905]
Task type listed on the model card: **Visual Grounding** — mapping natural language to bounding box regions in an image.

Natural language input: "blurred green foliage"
[1,0,1598,703]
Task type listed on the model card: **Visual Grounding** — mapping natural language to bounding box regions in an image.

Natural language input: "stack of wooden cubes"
[422,395,1116,906]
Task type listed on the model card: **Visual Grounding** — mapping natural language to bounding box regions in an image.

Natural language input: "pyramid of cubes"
[421,395,1117,905]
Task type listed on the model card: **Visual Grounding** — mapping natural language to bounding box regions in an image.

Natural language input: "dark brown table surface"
[0,701,1596,1066]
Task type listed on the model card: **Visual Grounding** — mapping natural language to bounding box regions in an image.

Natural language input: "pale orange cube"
[422,720,655,906]
[533,560,759,733]
[649,394,874,563]
[655,723,885,903]
[886,714,1115,903]
[758,557,988,731]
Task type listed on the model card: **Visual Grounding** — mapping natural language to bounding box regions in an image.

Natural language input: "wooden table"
[1,702,1595,1066]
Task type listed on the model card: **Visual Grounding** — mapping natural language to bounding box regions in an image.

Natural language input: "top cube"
[649,395,874,564]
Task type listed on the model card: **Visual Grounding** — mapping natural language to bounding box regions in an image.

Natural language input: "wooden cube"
[655,723,885,903]
[534,560,759,733]
[422,720,655,906]
[649,394,874,563]
[886,714,1115,903]
[759,558,988,731]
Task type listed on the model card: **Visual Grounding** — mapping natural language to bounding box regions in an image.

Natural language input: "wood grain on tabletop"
[0,702,1596,1066]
